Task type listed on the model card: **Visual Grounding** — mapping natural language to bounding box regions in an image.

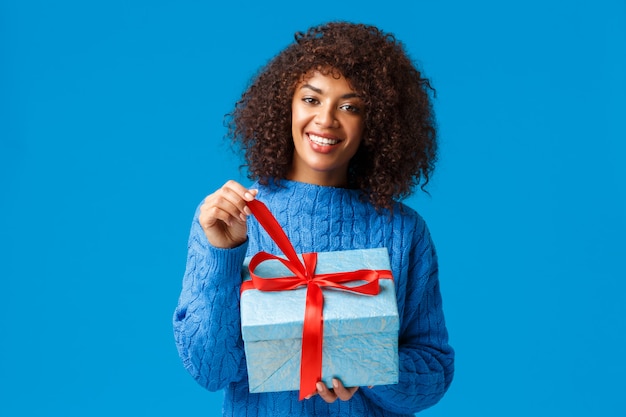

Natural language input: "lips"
[307,133,341,146]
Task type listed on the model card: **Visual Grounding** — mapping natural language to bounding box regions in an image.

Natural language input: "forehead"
[295,69,358,94]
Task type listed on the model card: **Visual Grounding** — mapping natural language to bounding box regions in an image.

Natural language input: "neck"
[286,170,348,188]
[286,160,350,188]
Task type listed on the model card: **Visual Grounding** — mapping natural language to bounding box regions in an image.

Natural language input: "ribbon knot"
[241,199,392,400]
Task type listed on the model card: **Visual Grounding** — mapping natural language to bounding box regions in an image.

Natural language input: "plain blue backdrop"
[1,0,625,416]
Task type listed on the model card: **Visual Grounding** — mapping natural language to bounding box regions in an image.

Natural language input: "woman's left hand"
[310,378,359,403]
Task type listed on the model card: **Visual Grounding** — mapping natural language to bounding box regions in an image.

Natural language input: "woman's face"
[288,70,364,187]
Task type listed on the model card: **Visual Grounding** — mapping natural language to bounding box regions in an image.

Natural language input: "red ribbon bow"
[240,199,393,400]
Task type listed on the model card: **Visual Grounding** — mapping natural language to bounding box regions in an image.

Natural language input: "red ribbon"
[241,199,393,400]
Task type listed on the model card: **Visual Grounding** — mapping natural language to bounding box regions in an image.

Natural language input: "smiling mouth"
[308,133,341,146]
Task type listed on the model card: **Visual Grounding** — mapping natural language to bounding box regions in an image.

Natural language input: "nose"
[314,105,338,128]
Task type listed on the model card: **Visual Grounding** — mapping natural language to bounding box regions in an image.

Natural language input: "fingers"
[198,180,258,248]
[200,181,257,226]
[312,379,359,403]
[332,379,359,401]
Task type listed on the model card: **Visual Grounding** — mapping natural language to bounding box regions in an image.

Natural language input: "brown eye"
[340,104,361,114]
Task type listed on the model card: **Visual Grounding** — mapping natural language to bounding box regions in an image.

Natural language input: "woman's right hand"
[198,180,258,248]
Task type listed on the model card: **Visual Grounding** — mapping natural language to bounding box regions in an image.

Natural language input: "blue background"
[1,0,625,415]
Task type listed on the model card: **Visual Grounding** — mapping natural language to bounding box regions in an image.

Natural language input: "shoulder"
[391,201,428,233]
[390,201,435,260]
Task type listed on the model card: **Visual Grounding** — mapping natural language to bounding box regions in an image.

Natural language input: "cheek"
[349,124,365,156]
[290,107,307,133]
[349,120,365,144]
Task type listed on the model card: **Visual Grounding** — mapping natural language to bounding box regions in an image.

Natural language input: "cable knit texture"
[174,180,454,416]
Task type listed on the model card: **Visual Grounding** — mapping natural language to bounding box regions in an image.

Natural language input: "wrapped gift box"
[240,247,399,394]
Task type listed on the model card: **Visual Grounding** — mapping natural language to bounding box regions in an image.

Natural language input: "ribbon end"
[299,387,316,401]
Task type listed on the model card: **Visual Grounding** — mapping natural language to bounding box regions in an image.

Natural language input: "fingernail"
[243,206,252,216]
[244,192,254,200]
[332,379,339,389]
[316,382,324,391]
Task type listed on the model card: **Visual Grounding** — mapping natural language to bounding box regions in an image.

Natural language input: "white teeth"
[308,134,340,146]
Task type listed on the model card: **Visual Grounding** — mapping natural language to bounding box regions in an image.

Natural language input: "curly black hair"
[226,21,438,210]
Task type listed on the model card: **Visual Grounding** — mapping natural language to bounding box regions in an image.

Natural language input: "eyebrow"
[300,84,361,99]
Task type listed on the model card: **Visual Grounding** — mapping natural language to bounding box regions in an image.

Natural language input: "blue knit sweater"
[173,180,454,416]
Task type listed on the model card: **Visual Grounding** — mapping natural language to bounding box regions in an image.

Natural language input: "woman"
[174,21,454,416]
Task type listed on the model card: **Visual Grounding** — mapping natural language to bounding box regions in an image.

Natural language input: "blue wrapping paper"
[240,247,399,394]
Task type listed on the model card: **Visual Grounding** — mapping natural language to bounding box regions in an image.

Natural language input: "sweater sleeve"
[173,205,248,391]
[361,219,454,414]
